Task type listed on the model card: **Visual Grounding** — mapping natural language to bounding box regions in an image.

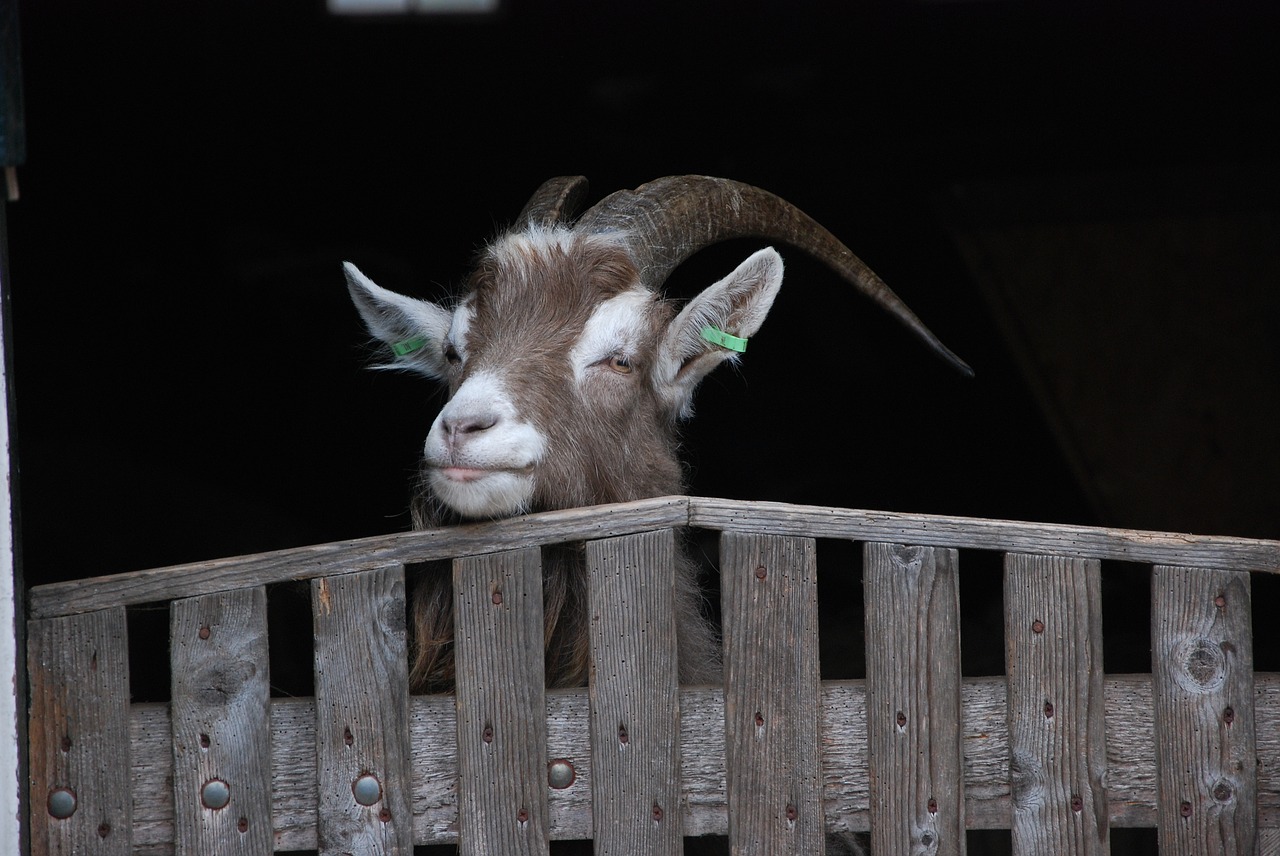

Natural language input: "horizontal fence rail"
[24,496,1280,855]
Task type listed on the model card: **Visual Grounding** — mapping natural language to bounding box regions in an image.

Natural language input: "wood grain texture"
[1151,565,1256,855]
[311,566,414,855]
[1004,554,1110,855]
[864,543,965,855]
[27,607,132,855]
[169,587,272,854]
[691,497,1280,573]
[453,547,550,856]
[31,495,1280,620]
[120,674,1280,851]
[30,497,690,619]
[721,532,823,854]
[586,530,683,854]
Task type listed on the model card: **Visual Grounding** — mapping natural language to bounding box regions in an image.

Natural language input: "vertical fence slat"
[721,532,822,854]
[170,586,272,854]
[454,547,549,856]
[1004,554,1109,855]
[864,542,965,855]
[586,529,683,855]
[27,607,132,855]
[1151,565,1256,855]
[312,566,413,856]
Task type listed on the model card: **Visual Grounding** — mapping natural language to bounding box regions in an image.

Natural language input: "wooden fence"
[24,496,1280,855]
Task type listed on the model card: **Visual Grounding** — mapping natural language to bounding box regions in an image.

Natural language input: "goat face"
[347,175,969,524]
[347,225,784,521]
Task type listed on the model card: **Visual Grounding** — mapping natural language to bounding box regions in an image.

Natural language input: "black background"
[7,2,1278,673]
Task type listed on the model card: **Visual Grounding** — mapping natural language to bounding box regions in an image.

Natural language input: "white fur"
[423,369,547,517]
[568,288,653,385]
[448,296,474,362]
[655,247,784,417]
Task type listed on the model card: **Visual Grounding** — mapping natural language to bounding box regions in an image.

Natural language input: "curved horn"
[575,175,972,376]
[516,175,590,227]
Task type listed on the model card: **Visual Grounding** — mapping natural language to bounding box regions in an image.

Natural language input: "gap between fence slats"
[586,530,683,854]
[169,587,272,854]
[864,542,965,855]
[119,673,1280,852]
[721,532,823,853]
[27,607,132,856]
[1004,554,1110,855]
[453,547,550,856]
[1151,565,1257,856]
[312,566,414,855]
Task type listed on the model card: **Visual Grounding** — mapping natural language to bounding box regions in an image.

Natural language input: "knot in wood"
[194,661,256,705]
[1172,636,1227,693]
[888,544,926,572]
[1009,750,1046,812]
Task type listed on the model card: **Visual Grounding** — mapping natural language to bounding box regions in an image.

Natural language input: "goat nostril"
[445,413,498,441]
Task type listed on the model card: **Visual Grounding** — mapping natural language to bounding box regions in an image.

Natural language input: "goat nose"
[442,412,498,444]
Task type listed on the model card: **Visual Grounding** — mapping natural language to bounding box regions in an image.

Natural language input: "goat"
[345,175,970,694]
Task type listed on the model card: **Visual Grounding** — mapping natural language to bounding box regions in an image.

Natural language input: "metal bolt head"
[201,778,231,810]
[47,787,77,819]
[547,759,576,789]
[353,773,382,806]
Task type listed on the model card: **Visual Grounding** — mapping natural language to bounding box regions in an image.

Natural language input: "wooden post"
[1151,565,1256,855]
[721,532,822,854]
[864,542,965,855]
[1004,554,1109,855]
[586,529,683,855]
[27,608,132,855]
[312,566,414,856]
[453,547,550,856]
[169,586,272,854]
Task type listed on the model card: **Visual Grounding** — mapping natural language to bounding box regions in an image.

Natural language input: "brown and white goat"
[346,175,970,693]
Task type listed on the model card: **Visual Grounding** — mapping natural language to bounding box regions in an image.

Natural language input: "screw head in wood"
[352,773,382,806]
[201,778,231,810]
[47,787,77,819]
[547,759,576,789]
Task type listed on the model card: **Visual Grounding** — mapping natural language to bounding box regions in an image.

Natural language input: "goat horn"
[575,175,973,376]
[517,175,590,227]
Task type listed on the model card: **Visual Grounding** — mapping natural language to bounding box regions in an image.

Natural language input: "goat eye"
[444,342,462,365]
[608,355,634,374]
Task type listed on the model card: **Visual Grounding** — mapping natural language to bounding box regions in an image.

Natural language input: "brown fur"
[406,232,721,693]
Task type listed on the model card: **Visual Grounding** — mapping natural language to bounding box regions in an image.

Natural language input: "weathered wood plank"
[586,530,683,854]
[27,608,132,855]
[453,548,550,856]
[691,497,1280,573]
[1151,565,1256,855]
[169,587,272,854]
[864,543,965,855]
[1004,554,1109,855]
[721,532,823,854]
[312,566,414,855]
[31,495,1280,621]
[122,673,1280,851]
[29,497,690,619]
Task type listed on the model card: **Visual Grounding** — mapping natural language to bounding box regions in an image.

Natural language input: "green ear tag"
[391,336,429,357]
[699,325,748,353]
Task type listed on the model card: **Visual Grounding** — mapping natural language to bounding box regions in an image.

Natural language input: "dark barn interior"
[4,1,1278,851]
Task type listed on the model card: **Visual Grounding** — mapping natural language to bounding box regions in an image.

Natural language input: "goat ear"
[344,262,454,379]
[655,247,784,416]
